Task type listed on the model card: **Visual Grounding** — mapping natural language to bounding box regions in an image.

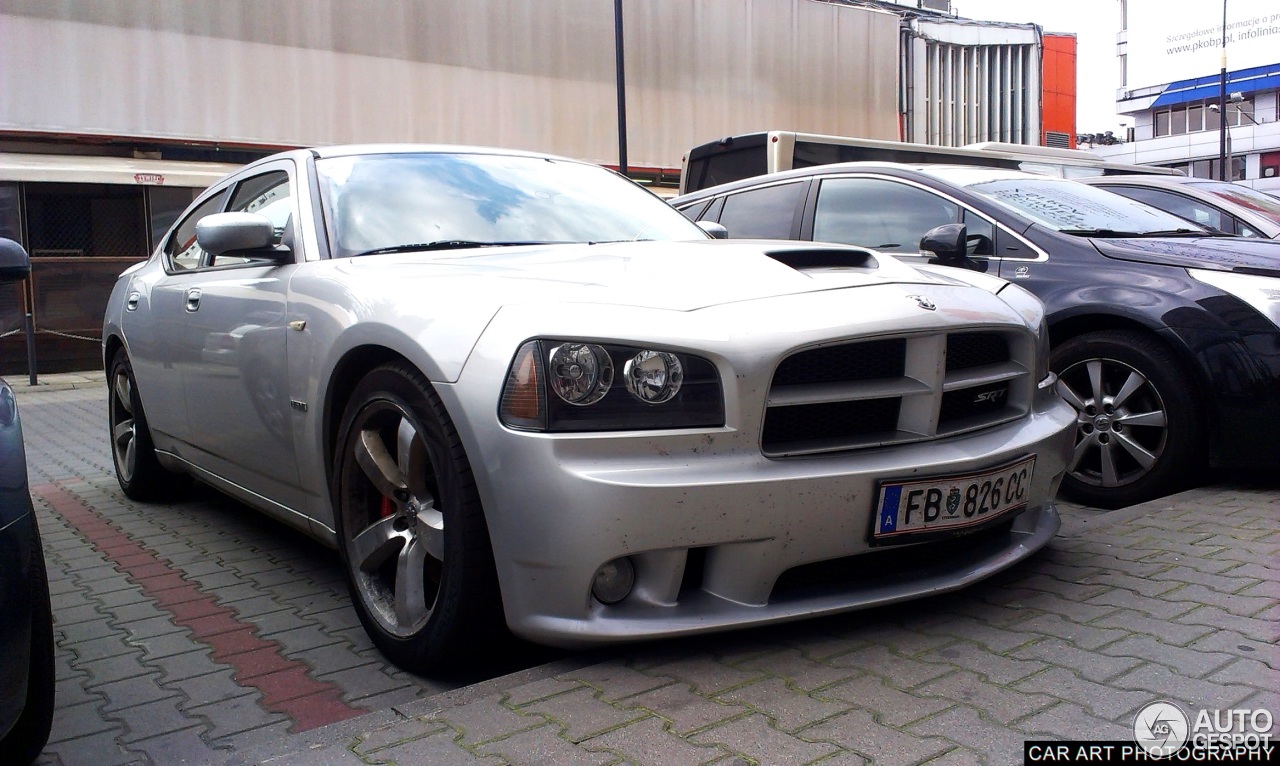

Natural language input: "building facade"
[1091,0,1280,189]
[0,0,1066,373]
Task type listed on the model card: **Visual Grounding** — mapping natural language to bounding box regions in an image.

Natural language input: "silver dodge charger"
[103,145,1075,673]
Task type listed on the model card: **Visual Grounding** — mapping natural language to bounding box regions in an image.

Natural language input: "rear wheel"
[108,348,185,500]
[1052,330,1201,509]
[332,362,505,674]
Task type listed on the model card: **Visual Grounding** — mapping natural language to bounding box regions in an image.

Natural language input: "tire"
[331,361,506,674]
[1051,330,1202,509]
[0,524,55,766]
[108,348,186,501]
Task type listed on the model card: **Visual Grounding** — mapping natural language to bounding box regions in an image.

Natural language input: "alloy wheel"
[110,369,139,482]
[340,403,444,638]
[1055,357,1168,489]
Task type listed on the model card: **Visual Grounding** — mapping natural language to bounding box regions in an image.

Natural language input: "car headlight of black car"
[1189,269,1280,330]
[499,340,724,431]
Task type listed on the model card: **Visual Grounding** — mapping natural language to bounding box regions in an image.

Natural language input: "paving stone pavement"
[13,373,1280,765]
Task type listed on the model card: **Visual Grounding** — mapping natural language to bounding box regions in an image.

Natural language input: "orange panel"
[1041,34,1078,148]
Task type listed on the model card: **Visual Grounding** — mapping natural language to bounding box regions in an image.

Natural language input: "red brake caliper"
[379,494,394,519]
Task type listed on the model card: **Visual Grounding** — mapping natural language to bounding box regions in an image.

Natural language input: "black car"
[0,238,54,764]
[674,164,1280,508]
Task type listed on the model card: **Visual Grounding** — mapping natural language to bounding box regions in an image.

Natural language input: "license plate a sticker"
[874,456,1037,539]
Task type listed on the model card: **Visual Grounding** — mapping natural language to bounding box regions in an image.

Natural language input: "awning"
[0,153,242,187]
[1151,63,1280,108]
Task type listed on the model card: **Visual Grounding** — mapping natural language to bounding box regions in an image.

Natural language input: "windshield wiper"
[353,240,552,256]
[1058,228,1205,238]
[1058,228,1146,238]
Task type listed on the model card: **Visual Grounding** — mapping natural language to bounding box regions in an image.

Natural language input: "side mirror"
[0,238,31,284]
[196,212,292,262]
[697,221,729,239]
[920,223,978,269]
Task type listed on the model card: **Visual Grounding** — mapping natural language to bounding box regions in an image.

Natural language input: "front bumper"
[452,387,1075,647]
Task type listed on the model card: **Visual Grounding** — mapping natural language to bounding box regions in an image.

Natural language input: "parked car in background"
[1080,175,1280,239]
[674,163,1280,509]
[0,238,55,765]
[103,145,1074,674]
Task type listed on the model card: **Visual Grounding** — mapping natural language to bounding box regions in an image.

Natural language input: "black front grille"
[772,338,905,386]
[946,332,1009,371]
[763,329,1028,456]
[763,398,900,449]
[940,382,1009,426]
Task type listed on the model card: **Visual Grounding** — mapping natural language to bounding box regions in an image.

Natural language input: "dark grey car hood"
[1091,236,1280,277]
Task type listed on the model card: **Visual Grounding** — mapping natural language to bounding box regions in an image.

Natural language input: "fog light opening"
[591,557,635,605]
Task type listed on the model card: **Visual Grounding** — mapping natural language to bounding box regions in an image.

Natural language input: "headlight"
[499,340,724,432]
[997,282,1051,383]
[1189,268,1280,330]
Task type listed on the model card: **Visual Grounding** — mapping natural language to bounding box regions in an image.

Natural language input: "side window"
[216,170,294,267]
[1232,218,1261,238]
[677,199,709,222]
[1105,186,1226,232]
[718,182,805,239]
[813,178,959,252]
[165,189,228,271]
[961,210,996,256]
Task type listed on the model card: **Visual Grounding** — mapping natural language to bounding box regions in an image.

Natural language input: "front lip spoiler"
[513,502,1061,647]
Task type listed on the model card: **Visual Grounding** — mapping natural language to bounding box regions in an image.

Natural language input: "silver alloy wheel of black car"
[333,362,505,673]
[341,405,444,638]
[1050,329,1199,509]
[1056,356,1168,488]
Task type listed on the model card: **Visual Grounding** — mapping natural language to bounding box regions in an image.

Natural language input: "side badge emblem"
[907,295,936,311]
[1015,265,1031,279]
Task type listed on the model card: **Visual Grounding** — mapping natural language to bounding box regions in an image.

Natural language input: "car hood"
[331,239,955,312]
[1091,236,1280,277]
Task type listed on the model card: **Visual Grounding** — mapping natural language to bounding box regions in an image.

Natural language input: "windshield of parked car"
[1195,181,1280,227]
[923,167,1207,236]
[316,152,705,258]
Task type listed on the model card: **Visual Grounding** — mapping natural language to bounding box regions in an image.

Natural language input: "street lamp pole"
[1219,0,1228,180]
[614,0,629,177]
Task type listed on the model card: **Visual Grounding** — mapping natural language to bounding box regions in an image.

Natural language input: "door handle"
[185,288,202,312]
[126,292,140,311]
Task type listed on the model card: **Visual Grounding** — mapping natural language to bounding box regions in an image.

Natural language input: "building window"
[1166,157,1244,181]
[1154,98,1254,137]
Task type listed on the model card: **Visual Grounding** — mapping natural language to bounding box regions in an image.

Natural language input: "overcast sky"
[946,0,1125,133]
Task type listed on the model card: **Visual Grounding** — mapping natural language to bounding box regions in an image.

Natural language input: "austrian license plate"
[873,456,1037,540]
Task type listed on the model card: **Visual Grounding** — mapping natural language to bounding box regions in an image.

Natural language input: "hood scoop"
[765,247,877,272]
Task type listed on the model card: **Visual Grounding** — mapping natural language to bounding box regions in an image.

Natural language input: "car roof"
[673,161,1053,203]
[1080,175,1213,188]
[230,144,583,177]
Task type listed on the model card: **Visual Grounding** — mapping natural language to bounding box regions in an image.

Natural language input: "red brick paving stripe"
[33,483,367,732]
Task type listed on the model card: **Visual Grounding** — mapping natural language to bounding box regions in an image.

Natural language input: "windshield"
[924,167,1206,235]
[1196,181,1280,227]
[316,152,706,258]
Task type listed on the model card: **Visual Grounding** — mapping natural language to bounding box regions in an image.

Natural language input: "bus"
[0,152,243,375]
[679,131,1180,195]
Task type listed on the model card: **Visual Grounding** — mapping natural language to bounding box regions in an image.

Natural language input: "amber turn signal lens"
[499,341,545,428]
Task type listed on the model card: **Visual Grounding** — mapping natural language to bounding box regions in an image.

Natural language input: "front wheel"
[332,362,505,674]
[1051,330,1202,509]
